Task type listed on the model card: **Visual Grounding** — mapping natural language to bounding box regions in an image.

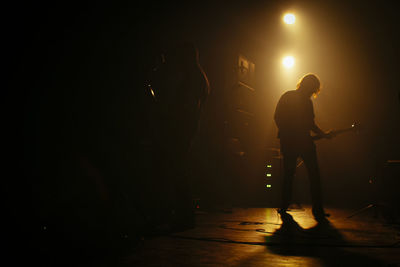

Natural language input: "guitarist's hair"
[296,73,321,98]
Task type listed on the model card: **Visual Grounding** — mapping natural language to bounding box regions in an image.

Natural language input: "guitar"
[312,122,361,141]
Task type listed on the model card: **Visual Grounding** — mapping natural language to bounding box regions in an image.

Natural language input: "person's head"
[296,73,321,98]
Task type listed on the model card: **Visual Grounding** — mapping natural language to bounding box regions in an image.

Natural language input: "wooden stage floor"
[117,206,400,267]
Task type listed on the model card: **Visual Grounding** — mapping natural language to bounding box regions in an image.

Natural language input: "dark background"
[4,0,400,254]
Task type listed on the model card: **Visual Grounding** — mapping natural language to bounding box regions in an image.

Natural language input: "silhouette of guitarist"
[274,73,333,221]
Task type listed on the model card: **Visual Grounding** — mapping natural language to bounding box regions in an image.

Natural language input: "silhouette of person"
[158,42,209,153]
[148,41,210,228]
[274,73,333,221]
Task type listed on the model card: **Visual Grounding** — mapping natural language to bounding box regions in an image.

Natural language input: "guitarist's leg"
[280,152,297,212]
[301,147,327,219]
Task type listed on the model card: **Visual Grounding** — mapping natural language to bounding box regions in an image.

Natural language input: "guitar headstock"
[351,122,362,133]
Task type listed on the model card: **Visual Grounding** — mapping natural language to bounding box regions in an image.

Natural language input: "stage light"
[283,13,295,24]
[266,164,272,168]
[266,184,272,188]
[282,56,295,68]
[266,173,272,177]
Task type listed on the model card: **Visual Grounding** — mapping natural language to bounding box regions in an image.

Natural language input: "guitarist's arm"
[311,121,334,139]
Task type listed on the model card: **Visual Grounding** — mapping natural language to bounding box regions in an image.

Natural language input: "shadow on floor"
[260,212,389,267]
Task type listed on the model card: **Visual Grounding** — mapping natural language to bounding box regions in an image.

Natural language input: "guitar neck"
[312,126,356,141]
[332,127,354,135]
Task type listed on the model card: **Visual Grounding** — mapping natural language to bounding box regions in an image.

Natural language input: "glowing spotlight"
[283,13,296,24]
[282,56,295,68]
